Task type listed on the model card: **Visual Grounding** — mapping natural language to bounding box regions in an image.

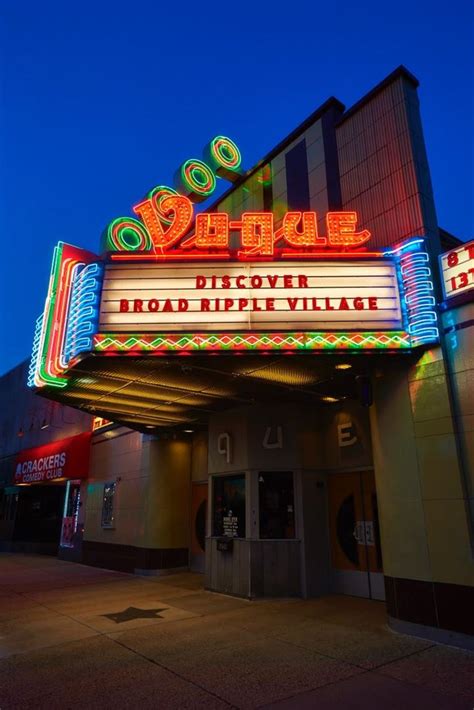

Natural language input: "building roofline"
[337,65,419,126]
[439,227,464,250]
[207,66,420,212]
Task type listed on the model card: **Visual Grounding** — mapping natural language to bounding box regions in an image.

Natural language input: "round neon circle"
[211,136,241,170]
[181,159,216,198]
[107,218,152,251]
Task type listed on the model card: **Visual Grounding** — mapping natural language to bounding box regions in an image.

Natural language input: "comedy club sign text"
[14,433,91,485]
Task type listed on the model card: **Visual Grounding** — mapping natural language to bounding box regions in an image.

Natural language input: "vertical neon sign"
[30,243,98,388]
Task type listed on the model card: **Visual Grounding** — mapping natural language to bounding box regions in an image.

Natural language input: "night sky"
[1,0,472,374]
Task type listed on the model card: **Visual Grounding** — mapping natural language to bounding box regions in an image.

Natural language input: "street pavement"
[0,554,472,709]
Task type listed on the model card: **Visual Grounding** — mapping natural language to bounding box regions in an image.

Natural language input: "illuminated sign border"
[100,260,403,332]
[28,243,98,389]
[94,331,411,353]
[29,237,439,390]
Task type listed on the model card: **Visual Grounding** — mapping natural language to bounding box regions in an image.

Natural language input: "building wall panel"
[336,75,439,250]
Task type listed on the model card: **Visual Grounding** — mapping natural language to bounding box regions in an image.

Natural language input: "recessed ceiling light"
[335,363,352,370]
[321,396,339,403]
[183,429,194,433]
[145,425,154,429]
[77,377,96,385]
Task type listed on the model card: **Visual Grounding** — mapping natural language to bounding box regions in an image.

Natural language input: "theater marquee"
[100,261,402,332]
[29,136,439,391]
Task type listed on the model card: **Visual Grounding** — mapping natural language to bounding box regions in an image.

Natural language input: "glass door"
[327,471,384,600]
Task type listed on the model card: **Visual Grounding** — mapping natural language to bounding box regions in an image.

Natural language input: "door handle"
[353,521,375,545]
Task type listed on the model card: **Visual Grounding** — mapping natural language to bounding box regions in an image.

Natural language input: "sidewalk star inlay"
[102,606,168,623]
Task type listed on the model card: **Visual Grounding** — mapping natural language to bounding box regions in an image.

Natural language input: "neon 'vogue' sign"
[104,135,371,260]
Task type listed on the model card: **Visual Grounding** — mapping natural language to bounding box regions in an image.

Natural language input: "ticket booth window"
[258,472,295,539]
[101,482,116,529]
[212,474,246,538]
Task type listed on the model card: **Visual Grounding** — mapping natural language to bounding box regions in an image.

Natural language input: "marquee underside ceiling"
[37,352,410,432]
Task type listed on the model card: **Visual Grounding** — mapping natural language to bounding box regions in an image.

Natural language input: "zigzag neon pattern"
[94,331,411,353]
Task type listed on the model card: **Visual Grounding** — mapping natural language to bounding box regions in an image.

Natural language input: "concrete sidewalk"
[0,554,472,709]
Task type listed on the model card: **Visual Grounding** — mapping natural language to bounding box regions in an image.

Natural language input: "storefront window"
[259,472,295,539]
[60,480,81,547]
[212,474,246,538]
[101,482,116,528]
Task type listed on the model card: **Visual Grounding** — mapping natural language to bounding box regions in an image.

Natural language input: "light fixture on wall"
[39,401,53,431]
[335,363,352,370]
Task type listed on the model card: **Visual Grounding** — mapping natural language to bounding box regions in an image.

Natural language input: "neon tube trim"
[94,331,411,353]
[30,243,98,389]
[384,237,439,347]
[28,314,45,388]
[30,236,439,392]
[34,243,70,388]
[176,159,216,202]
[108,250,387,261]
[204,136,243,182]
[64,262,103,363]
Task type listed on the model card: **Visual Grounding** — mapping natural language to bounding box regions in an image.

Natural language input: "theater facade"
[22,67,473,644]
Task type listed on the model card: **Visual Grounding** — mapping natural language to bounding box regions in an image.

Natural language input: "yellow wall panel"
[417,434,464,500]
[370,367,432,580]
[145,439,191,549]
[423,498,474,586]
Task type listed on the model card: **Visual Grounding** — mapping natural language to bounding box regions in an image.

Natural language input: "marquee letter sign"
[101,261,402,332]
[29,233,439,390]
[439,240,474,302]
[105,194,371,260]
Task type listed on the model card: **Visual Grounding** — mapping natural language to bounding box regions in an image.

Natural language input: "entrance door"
[60,480,82,549]
[190,483,207,573]
[327,471,384,600]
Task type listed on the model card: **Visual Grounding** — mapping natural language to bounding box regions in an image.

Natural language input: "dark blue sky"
[1,0,473,374]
